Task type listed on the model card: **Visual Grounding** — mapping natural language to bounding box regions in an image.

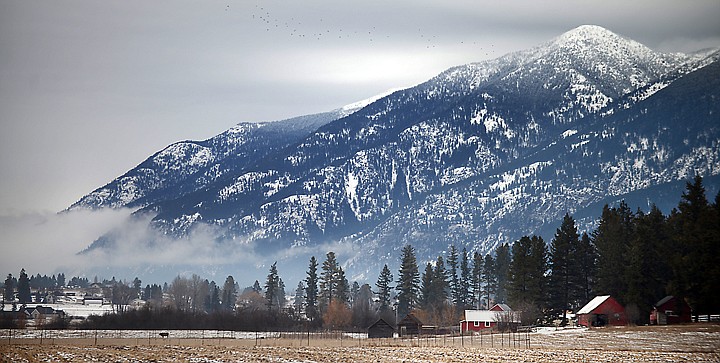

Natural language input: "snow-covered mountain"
[72,25,720,282]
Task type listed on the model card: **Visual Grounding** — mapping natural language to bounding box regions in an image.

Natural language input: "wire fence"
[0,328,532,349]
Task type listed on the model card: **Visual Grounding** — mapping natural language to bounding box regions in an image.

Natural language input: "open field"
[2,324,719,362]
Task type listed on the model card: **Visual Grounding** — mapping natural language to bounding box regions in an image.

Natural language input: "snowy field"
[1,324,719,362]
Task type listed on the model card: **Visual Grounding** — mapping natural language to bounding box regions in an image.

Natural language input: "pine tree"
[276,278,287,309]
[548,214,581,324]
[221,275,236,312]
[625,206,667,324]
[495,244,511,304]
[376,264,394,313]
[336,266,350,304]
[508,236,532,305]
[430,256,448,311]
[252,280,262,294]
[458,247,471,309]
[320,252,339,308]
[446,245,460,306]
[668,176,718,317]
[265,262,280,311]
[481,254,496,309]
[471,252,483,308]
[508,235,547,311]
[4,274,14,303]
[17,269,31,304]
[208,283,220,312]
[575,232,596,303]
[305,256,320,322]
[396,245,420,318]
[593,202,633,300]
[294,281,306,317]
[419,262,434,309]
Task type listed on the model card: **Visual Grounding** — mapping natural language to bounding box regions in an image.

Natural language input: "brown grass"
[2,324,719,363]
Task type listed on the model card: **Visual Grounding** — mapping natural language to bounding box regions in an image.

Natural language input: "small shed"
[650,296,691,325]
[368,318,395,338]
[577,295,627,327]
[397,313,423,337]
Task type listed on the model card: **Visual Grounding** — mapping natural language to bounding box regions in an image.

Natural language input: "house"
[83,296,104,305]
[368,318,395,338]
[460,304,521,333]
[19,306,66,322]
[650,296,692,325]
[577,295,627,327]
[397,313,423,337]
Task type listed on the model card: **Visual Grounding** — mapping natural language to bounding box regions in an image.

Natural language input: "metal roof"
[577,295,611,314]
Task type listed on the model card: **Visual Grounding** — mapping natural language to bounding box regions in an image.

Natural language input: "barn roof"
[463,309,521,323]
[577,295,611,314]
[492,303,512,311]
[464,310,498,322]
[654,295,674,307]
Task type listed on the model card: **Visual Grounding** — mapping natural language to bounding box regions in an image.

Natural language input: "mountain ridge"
[71,25,720,284]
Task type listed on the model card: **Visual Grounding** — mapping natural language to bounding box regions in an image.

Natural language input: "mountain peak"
[553,25,640,50]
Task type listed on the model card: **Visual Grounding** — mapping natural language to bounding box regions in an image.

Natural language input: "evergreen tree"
[430,255,448,312]
[294,281,306,317]
[336,266,350,305]
[265,262,280,311]
[252,280,262,294]
[375,264,394,313]
[668,176,719,317]
[458,247,472,309]
[305,256,320,322]
[593,202,633,300]
[471,252,483,308]
[625,206,667,324]
[351,281,360,305]
[320,252,339,308]
[548,214,581,323]
[132,277,142,299]
[575,232,596,303]
[419,262,434,309]
[17,269,31,304]
[4,274,14,302]
[207,283,220,313]
[481,254,496,309]
[276,278,287,309]
[495,244,511,304]
[446,245,460,306]
[221,275,237,312]
[352,283,375,329]
[396,244,420,318]
[509,236,545,307]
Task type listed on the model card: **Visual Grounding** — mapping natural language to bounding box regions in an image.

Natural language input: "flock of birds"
[225,2,496,55]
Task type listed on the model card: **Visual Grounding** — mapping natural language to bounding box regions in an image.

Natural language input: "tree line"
[4,176,718,330]
[384,176,719,326]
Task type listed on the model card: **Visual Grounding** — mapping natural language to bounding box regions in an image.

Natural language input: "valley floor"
[1,324,719,363]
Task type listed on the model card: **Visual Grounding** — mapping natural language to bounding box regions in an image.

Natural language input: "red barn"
[577,295,627,327]
[460,304,520,333]
[650,296,692,325]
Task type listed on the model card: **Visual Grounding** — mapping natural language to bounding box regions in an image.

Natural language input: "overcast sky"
[1,0,719,215]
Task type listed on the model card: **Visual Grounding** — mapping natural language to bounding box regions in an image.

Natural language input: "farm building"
[460,304,521,333]
[397,313,423,337]
[650,296,692,325]
[577,295,627,327]
[367,318,395,338]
